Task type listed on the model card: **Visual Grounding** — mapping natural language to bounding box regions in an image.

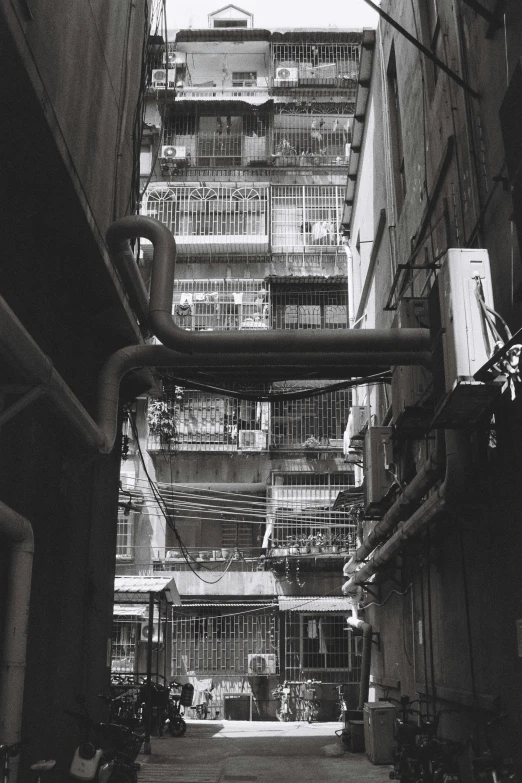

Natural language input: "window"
[418,0,442,92]
[222,523,254,548]
[213,19,248,27]
[271,185,343,249]
[273,114,352,166]
[232,72,257,87]
[387,46,406,213]
[116,512,135,560]
[272,286,348,330]
[284,612,361,682]
[111,621,137,674]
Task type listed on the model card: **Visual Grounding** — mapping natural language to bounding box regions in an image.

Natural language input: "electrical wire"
[159,372,392,403]
[126,410,243,583]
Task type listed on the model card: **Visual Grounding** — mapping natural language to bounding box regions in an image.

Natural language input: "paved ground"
[138,719,392,783]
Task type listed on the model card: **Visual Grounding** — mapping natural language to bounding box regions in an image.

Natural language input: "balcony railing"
[173,85,269,101]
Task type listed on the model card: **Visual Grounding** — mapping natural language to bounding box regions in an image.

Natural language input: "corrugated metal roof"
[113,604,148,617]
[278,596,354,612]
[176,602,277,608]
[114,575,181,605]
[175,29,271,42]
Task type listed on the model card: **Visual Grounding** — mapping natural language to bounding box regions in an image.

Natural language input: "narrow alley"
[137,720,391,783]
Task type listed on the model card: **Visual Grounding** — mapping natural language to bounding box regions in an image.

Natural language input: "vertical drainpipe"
[0,501,34,782]
[346,593,372,711]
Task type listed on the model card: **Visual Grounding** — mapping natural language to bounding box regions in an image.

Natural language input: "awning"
[114,575,181,605]
[278,596,354,612]
[113,603,148,618]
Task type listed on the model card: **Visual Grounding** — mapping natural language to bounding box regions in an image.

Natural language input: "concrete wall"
[0,1,147,778]
[349,0,522,763]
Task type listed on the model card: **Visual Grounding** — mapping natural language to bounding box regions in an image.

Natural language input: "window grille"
[163,114,268,167]
[272,42,359,91]
[271,185,343,250]
[173,278,269,331]
[270,386,350,449]
[284,612,361,683]
[148,389,269,452]
[271,285,347,329]
[172,608,279,675]
[111,620,138,674]
[273,114,352,166]
[222,523,254,548]
[232,72,257,86]
[116,513,135,560]
[268,472,356,547]
[144,184,269,253]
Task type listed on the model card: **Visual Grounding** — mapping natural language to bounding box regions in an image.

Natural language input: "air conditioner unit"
[274,66,298,86]
[363,426,393,517]
[347,405,368,447]
[247,653,277,675]
[161,145,187,161]
[140,621,164,644]
[151,69,176,89]
[433,248,501,426]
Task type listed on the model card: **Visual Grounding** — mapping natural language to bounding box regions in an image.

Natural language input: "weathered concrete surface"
[138,720,391,783]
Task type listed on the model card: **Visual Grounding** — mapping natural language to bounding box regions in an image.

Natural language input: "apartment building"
[114,6,373,719]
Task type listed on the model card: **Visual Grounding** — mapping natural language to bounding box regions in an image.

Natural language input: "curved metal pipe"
[342,430,472,593]
[343,433,445,577]
[0,501,34,779]
[97,344,408,454]
[0,294,108,451]
[106,216,432,360]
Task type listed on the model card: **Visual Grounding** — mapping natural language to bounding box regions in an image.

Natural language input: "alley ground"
[138,719,392,783]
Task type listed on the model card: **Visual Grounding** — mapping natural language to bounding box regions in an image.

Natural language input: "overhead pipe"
[0,213,432,460]
[343,433,446,576]
[342,430,472,594]
[0,294,108,451]
[106,216,432,360]
[0,294,412,458]
[0,502,34,781]
[96,344,416,454]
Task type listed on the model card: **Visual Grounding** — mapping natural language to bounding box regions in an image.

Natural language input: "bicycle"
[469,714,519,783]
[1,743,21,783]
[388,696,463,783]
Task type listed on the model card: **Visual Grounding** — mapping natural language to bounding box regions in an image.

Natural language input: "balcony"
[144,184,269,255]
[154,546,265,572]
[174,84,270,103]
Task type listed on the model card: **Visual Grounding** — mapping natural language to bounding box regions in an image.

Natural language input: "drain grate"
[139,763,221,783]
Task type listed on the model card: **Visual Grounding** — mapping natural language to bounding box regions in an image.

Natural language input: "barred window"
[116,512,135,560]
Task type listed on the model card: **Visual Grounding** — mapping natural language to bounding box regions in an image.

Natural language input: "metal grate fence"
[268,472,357,548]
[172,608,279,676]
[283,612,362,683]
[272,42,359,90]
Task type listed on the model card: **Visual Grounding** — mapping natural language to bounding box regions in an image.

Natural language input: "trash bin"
[363,701,396,764]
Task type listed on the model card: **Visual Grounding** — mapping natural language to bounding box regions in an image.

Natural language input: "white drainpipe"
[0,501,34,780]
[342,430,472,594]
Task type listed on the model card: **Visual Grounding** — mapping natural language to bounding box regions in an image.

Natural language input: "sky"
[165,0,380,31]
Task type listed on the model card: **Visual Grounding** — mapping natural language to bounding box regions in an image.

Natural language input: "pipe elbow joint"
[342,579,361,597]
[343,557,357,577]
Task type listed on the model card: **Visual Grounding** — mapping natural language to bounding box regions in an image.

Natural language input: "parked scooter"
[66,695,142,783]
[162,682,194,737]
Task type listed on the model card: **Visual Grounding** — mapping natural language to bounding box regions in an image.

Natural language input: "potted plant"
[308,534,321,554]
[287,535,299,555]
[299,536,310,555]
